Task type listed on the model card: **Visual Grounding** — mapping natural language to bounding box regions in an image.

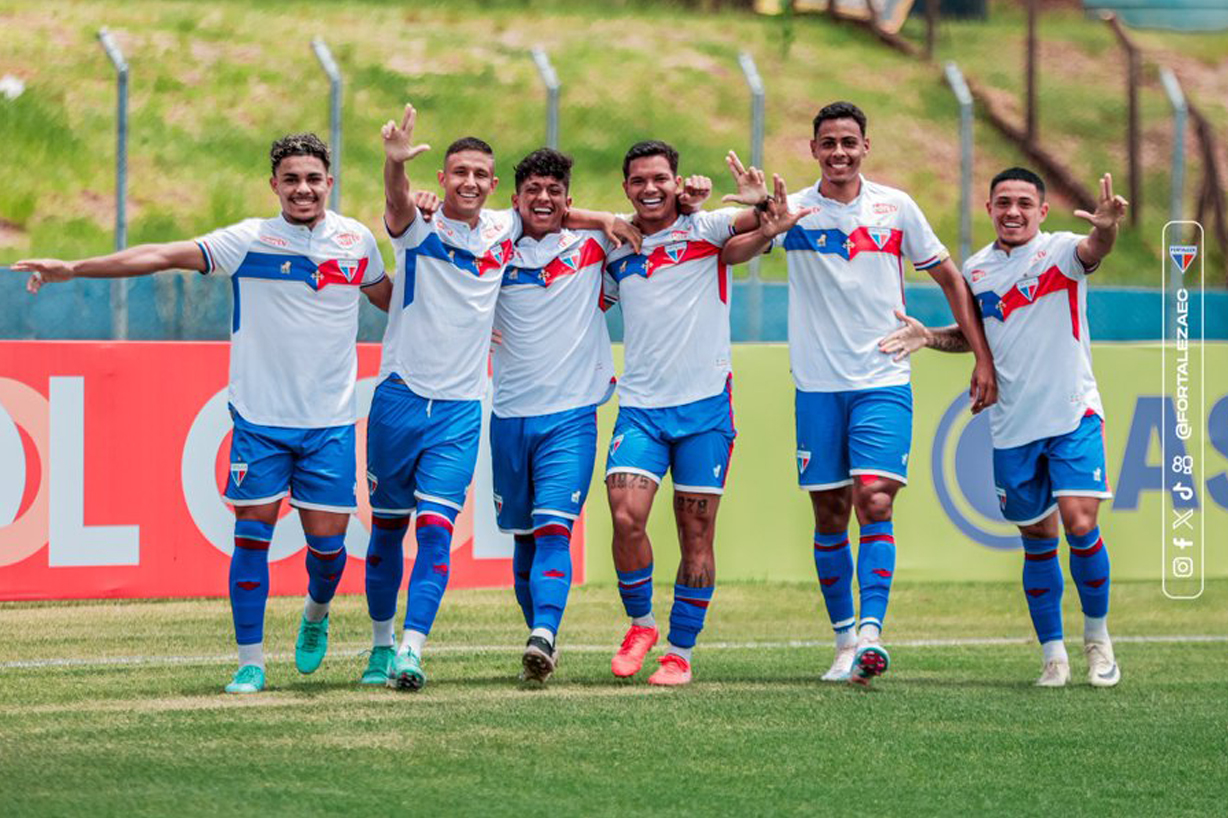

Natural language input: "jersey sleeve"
[1051,231,1098,280]
[387,212,431,251]
[690,207,739,248]
[898,195,949,271]
[359,228,387,287]
[195,219,260,276]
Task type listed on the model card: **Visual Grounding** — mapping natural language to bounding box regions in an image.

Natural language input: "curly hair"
[269,133,330,175]
[514,148,573,191]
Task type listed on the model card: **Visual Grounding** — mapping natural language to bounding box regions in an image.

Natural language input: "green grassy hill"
[1,0,1225,284]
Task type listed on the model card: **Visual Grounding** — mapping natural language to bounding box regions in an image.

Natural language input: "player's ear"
[1039,201,1049,221]
[565,195,573,209]
[622,178,631,199]
[512,192,521,210]
[809,138,820,161]
[437,169,446,188]
[490,175,499,193]
[269,175,278,194]
[862,136,870,155]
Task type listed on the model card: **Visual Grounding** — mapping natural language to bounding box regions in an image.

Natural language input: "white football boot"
[1035,659,1071,688]
[1084,640,1121,688]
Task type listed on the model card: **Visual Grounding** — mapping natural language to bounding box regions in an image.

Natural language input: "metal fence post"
[311,38,343,212]
[738,52,765,341]
[530,48,560,149]
[97,28,128,340]
[944,61,974,266]
[1160,67,1187,229]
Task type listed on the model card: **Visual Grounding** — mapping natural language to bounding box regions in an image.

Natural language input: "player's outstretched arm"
[1075,172,1128,269]
[382,103,430,237]
[563,209,642,253]
[927,260,998,413]
[878,310,971,359]
[721,173,817,266]
[13,241,206,295]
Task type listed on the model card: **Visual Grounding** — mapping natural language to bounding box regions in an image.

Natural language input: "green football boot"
[361,645,397,685]
[224,664,266,694]
[387,649,426,691]
[295,614,330,674]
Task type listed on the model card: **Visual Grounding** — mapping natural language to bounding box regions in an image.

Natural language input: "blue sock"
[813,530,855,634]
[230,520,273,646]
[512,534,536,629]
[530,515,573,637]
[304,533,346,606]
[404,502,458,635]
[1022,536,1064,644]
[365,515,408,623]
[1067,527,1110,618]
[668,584,714,649]
[616,563,653,618]
[856,521,896,632]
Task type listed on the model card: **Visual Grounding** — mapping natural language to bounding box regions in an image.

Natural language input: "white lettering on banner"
[181,380,379,561]
[47,377,140,566]
[0,400,24,526]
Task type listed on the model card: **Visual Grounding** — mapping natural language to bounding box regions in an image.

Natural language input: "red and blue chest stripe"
[401,233,514,308]
[783,225,904,261]
[606,240,728,303]
[502,237,606,288]
[976,265,1081,338]
[231,251,367,331]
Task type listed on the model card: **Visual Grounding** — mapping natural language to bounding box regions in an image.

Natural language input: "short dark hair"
[445,136,495,159]
[515,148,573,191]
[990,167,1046,200]
[812,101,868,138]
[622,140,679,179]
[270,133,330,175]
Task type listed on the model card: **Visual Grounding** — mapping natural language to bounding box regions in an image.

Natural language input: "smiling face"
[270,155,332,227]
[438,149,498,224]
[623,154,680,229]
[987,179,1048,248]
[810,117,868,188]
[513,173,570,240]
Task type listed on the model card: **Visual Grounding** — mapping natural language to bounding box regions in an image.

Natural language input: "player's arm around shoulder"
[13,240,207,295]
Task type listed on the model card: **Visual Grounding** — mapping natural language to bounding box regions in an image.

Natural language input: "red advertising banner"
[0,341,583,601]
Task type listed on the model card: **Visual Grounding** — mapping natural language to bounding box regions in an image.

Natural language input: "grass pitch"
[2,580,1226,816]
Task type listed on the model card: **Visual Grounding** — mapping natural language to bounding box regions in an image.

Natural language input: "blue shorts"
[795,385,912,491]
[606,379,736,494]
[993,412,1112,525]
[366,376,482,515]
[224,406,357,512]
[491,405,598,534]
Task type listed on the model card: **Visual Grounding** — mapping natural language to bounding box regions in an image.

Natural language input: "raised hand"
[678,175,712,213]
[721,150,769,206]
[757,173,818,238]
[382,103,431,164]
[12,258,74,294]
[1073,172,1129,230]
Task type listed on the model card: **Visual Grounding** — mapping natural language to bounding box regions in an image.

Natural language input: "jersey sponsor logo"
[670,230,690,241]
[1017,276,1039,302]
[230,462,249,487]
[1169,244,1198,274]
[259,234,289,248]
[664,242,687,264]
[971,268,987,283]
[796,449,811,474]
[334,232,361,249]
[872,202,898,215]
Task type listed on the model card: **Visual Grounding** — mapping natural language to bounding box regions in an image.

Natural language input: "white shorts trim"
[226,491,289,507]
[1004,502,1059,526]
[849,468,909,485]
[288,498,358,514]
[413,492,464,512]
[605,467,662,485]
[532,508,580,520]
[498,527,534,536]
[672,484,725,496]
[1051,490,1114,499]
[371,505,416,516]
[801,479,855,492]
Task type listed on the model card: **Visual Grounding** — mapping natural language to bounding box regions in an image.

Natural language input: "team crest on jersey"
[230,462,249,487]
[995,486,1007,510]
[866,227,891,250]
[488,244,505,266]
[796,449,811,474]
[664,242,687,263]
[337,259,361,282]
[259,234,289,248]
[493,493,503,514]
[366,470,378,496]
[970,269,988,283]
[610,434,625,455]
[1017,276,1039,302]
[335,232,361,249]
[559,248,581,272]
[1169,244,1198,275]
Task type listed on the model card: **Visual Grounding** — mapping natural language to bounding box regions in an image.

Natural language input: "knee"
[855,490,894,523]
[1063,516,1097,538]
[611,506,647,541]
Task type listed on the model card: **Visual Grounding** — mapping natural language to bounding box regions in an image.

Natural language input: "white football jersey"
[604,209,737,408]
[195,211,386,428]
[962,230,1103,449]
[379,209,520,401]
[493,229,617,417]
[779,177,949,392]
